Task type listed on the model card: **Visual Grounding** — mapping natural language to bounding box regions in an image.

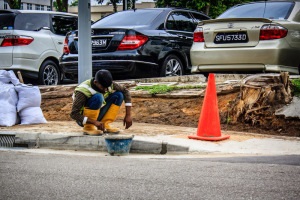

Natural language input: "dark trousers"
[86,91,124,120]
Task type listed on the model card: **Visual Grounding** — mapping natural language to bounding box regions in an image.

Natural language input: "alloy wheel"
[42,64,59,85]
[165,58,183,76]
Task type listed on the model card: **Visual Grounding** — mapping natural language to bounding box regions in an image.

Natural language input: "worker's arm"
[112,82,133,129]
[123,105,132,129]
[70,91,86,125]
[87,118,104,130]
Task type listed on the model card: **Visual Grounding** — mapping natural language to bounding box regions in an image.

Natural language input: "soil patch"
[39,84,300,137]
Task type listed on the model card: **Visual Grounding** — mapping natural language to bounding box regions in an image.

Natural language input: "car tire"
[160,55,184,77]
[38,60,60,85]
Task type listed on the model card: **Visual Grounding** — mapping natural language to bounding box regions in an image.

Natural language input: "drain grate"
[0,134,16,148]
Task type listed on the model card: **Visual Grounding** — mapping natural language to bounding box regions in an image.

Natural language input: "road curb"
[1,132,189,154]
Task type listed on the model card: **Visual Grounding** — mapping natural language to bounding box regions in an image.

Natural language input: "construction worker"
[70,69,132,135]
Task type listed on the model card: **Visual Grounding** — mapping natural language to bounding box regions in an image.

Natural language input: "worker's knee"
[86,93,104,109]
[107,91,124,106]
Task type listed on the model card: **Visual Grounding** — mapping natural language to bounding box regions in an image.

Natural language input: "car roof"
[115,7,209,19]
[266,0,300,1]
[237,0,299,4]
[0,9,77,16]
[123,7,205,13]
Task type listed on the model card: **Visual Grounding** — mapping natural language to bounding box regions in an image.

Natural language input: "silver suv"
[0,10,78,85]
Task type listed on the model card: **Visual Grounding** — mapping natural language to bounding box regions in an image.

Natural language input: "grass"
[135,84,203,94]
[291,79,300,97]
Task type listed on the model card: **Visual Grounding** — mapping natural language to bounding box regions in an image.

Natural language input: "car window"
[92,9,163,27]
[190,12,210,22]
[14,13,50,31]
[218,1,294,20]
[52,15,78,36]
[0,13,15,30]
[166,11,195,32]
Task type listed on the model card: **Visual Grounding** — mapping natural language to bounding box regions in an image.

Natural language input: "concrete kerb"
[1,131,190,154]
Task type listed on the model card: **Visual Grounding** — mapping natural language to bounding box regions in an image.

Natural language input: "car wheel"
[160,55,183,77]
[38,60,60,85]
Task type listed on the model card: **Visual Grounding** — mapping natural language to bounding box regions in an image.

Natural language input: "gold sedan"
[191,0,300,75]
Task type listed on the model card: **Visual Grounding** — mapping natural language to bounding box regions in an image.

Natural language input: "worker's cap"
[95,69,113,88]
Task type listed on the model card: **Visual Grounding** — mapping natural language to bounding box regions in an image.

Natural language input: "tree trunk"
[226,72,293,126]
[63,0,68,12]
[205,4,210,16]
[113,2,118,12]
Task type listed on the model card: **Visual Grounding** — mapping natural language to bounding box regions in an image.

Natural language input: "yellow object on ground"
[101,104,120,134]
[83,108,102,136]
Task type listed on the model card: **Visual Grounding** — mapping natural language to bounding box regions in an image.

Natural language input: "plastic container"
[104,135,134,156]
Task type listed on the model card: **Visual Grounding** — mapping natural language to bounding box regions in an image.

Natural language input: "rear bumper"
[191,64,299,74]
[0,66,39,79]
[190,41,300,75]
[60,58,159,80]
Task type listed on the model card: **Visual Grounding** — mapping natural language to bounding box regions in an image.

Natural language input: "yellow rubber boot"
[100,104,120,134]
[83,108,103,136]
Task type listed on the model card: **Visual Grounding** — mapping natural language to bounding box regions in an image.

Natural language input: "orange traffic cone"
[188,73,230,141]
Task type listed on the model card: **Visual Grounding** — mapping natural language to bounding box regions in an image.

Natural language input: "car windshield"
[218,1,294,20]
[92,9,163,27]
[0,13,15,30]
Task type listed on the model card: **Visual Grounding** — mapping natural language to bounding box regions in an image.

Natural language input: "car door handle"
[178,35,193,40]
[58,42,63,44]
[178,35,188,39]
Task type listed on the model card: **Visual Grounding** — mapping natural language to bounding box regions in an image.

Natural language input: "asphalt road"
[1,149,300,200]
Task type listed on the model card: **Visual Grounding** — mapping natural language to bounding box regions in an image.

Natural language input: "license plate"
[92,39,107,47]
[214,32,248,44]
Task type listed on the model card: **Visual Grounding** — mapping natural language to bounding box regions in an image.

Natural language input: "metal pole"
[78,0,92,84]
[123,0,127,11]
[0,0,4,10]
[50,0,53,11]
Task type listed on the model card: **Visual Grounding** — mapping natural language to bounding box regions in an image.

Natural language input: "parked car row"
[1,0,299,85]
[60,8,210,81]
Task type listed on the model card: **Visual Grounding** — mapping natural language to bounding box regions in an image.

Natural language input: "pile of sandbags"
[0,70,47,126]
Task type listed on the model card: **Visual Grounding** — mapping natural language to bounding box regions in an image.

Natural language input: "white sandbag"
[0,70,20,85]
[0,84,18,126]
[15,84,41,112]
[19,107,47,125]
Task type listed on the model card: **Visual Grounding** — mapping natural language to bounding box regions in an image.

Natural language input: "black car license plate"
[214,32,248,44]
[92,39,107,47]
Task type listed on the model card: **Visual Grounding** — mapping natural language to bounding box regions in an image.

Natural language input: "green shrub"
[135,84,203,94]
[291,79,300,96]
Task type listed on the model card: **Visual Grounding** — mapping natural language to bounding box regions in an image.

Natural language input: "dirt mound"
[39,78,300,137]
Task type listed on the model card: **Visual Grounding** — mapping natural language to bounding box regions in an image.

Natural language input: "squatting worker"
[70,69,132,135]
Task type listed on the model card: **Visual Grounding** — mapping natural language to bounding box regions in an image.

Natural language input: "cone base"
[188,135,230,141]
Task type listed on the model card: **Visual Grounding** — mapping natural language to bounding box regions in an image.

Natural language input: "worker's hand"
[123,115,132,129]
[94,121,105,131]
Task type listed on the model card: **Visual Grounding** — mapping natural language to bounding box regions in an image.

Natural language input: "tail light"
[1,35,34,46]
[63,37,70,54]
[260,25,288,40]
[193,27,204,42]
[117,34,148,50]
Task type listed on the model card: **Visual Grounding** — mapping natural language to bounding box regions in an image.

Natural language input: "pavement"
[1,74,300,156]
[1,121,300,156]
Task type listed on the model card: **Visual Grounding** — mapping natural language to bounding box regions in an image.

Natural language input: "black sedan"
[60,8,210,80]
